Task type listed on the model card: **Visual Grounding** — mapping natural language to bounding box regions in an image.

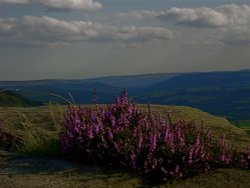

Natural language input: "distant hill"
[0,74,178,104]
[0,70,250,121]
[0,80,123,104]
[134,71,250,121]
[86,73,180,89]
[0,90,37,107]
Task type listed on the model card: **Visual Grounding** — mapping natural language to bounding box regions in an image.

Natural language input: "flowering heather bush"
[60,92,250,182]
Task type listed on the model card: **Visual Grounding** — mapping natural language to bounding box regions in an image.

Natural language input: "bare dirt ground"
[0,150,143,188]
[1,150,250,188]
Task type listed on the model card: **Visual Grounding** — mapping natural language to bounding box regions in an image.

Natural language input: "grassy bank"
[0,104,250,187]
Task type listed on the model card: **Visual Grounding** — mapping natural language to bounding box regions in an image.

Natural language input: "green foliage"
[237,121,250,127]
[0,105,63,157]
[15,110,61,157]
[0,90,36,107]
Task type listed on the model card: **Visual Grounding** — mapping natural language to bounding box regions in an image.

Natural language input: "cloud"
[217,26,250,45]
[157,4,250,45]
[0,0,30,4]
[115,10,158,21]
[0,0,102,11]
[37,0,102,11]
[158,7,227,28]
[0,16,173,47]
[158,4,250,28]
[216,4,250,25]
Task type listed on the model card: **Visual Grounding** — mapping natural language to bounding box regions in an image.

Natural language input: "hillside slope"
[1,70,250,121]
[87,73,180,89]
[0,80,123,104]
[135,71,250,121]
[0,90,37,107]
[1,105,249,148]
[0,105,249,187]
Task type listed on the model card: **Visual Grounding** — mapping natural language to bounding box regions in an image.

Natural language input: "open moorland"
[0,103,249,188]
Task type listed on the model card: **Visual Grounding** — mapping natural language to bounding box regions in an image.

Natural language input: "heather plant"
[60,92,250,182]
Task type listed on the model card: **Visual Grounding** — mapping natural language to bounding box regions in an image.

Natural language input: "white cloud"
[217,26,250,45]
[216,4,250,25]
[157,4,250,45]
[0,0,102,10]
[0,18,17,32]
[158,7,227,28]
[0,0,29,4]
[0,16,173,47]
[38,0,102,11]
[158,4,250,28]
[116,10,157,21]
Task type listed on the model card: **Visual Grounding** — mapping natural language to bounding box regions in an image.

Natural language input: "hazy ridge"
[1,70,250,121]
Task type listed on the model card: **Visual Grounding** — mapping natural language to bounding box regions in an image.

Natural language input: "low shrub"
[60,92,250,182]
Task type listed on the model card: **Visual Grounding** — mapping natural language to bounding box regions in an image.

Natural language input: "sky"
[1,0,250,80]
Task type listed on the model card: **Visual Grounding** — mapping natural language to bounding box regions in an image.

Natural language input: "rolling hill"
[134,71,250,121]
[0,70,250,121]
[0,80,123,104]
[0,90,38,107]
[86,73,180,89]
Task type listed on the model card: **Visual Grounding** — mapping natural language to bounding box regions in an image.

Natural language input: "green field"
[237,120,250,127]
[0,105,250,188]
[236,120,250,135]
